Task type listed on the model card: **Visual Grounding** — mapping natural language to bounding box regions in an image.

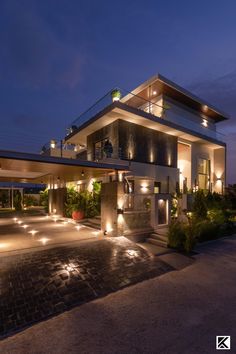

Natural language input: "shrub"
[192,190,207,219]
[40,189,49,213]
[168,221,186,251]
[184,221,198,253]
[65,186,101,219]
[23,195,38,207]
[14,192,22,211]
[195,220,219,242]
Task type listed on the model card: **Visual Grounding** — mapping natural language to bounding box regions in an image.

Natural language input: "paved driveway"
[1,236,235,354]
[0,236,176,338]
[0,215,98,253]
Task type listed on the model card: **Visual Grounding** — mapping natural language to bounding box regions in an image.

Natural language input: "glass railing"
[66,87,225,143]
[41,140,77,157]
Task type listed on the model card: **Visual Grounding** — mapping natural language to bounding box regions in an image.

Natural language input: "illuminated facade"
[45,74,228,235]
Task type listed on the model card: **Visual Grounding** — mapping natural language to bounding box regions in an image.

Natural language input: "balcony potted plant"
[111,89,121,102]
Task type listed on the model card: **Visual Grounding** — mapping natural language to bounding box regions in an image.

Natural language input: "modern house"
[41,74,228,239]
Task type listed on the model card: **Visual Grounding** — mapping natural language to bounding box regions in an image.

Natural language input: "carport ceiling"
[0,150,128,184]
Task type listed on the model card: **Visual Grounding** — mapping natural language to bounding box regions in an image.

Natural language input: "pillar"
[48,188,67,216]
[101,181,125,237]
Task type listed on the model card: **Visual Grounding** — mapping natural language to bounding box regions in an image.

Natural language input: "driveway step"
[146,238,168,248]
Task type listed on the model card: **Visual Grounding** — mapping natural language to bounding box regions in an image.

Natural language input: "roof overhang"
[65,101,226,149]
[121,74,229,122]
[0,150,129,184]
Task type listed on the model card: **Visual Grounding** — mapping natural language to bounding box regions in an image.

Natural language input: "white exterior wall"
[128,161,179,194]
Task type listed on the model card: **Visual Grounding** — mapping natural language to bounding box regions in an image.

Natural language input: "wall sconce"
[141,184,150,192]
[216,177,222,181]
[81,170,85,177]
[117,208,124,214]
[104,230,108,236]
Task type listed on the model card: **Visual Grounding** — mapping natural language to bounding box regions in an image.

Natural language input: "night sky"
[1,0,236,182]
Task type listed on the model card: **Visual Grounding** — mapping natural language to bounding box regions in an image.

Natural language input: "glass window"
[154,181,161,194]
[198,158,210,190]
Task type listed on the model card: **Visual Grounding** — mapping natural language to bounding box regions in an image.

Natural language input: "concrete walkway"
[1,236,235,353]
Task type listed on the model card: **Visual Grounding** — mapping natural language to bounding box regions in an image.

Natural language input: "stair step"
[87,218,101,225]
[151,233,168,242]
[146,238,168,248]
[80,221,101,230]
[154,228,168,236]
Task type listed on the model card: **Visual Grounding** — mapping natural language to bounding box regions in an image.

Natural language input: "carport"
[0,150,127,185]
[0,150,129,234]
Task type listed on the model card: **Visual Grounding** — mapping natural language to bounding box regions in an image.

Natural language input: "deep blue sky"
[1,0,236,182]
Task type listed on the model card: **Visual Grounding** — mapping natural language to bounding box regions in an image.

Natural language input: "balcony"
[66,88,225,144]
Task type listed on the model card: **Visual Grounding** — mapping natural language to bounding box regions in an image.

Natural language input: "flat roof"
[0,150,129,183]
[65,101,226,148]
[122,74,229,122]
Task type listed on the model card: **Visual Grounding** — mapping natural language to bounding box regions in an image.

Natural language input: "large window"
[94,138,113,160]
[198,158,210,190]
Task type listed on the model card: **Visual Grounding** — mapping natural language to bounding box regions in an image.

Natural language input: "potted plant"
[72,209,84,221]
[111,89,121,102]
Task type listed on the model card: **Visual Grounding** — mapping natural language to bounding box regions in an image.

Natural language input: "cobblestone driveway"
[0,237,174,338]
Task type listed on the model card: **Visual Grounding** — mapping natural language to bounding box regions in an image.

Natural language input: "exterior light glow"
[50,139,56,149]
[38,237,50,245]
[0,243,9,249]
[126,249,139,258]
[64,263,77,273]
[118,173,123,182]
[92,230,100,236]
[153,90,157,95]
[141,184,150,192]
[28,230,38,236]
[202,119,208,127]
[22,224,29,229]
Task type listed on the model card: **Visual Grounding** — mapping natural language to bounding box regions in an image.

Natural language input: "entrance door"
[158,199,168,225]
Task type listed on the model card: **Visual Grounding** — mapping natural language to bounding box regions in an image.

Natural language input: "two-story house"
[43,74,227,239]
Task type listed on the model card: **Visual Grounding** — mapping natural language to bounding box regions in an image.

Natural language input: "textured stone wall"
[118,120,177,167]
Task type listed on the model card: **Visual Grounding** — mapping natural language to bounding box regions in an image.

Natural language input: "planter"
[111,89,121,102]
[72,210,85,221]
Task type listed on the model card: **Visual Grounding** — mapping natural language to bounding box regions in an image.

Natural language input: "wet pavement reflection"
[0,237,174,337]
